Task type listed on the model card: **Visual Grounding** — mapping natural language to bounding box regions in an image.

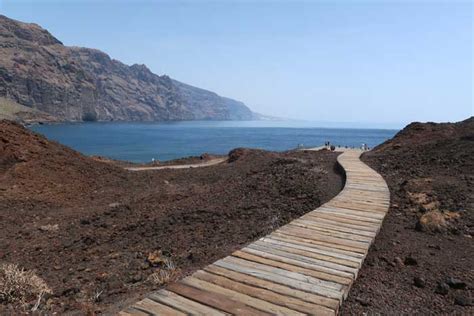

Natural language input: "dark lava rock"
[355,297,370,307]
[61,287,80,297]
[454,295,473,306]
[446,277,467,289]
[435,282,450,295]
[413,276,426,288]
[80,219,90,225]
[394,257,405,267]
[404,256,418,266]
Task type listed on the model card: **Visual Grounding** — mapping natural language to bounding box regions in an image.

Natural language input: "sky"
[1,0,472,127]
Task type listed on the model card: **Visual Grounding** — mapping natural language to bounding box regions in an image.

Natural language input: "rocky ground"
[341,117,473,314]
[0,120,343,314]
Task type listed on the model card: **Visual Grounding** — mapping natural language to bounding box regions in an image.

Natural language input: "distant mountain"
[0,15,255,122]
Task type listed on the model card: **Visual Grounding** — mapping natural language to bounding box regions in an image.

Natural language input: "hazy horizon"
[2,0,472,126]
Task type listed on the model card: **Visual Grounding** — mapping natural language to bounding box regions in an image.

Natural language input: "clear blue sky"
[1,0,472,127]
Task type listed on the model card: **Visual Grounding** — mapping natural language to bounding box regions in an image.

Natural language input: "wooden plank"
[337,194,389,202]
[241,246,354,281]
[254,239,360,268]
[225,255,346,292]
[215,257,344,301]
[167,282,269,315]
[294,219,376,237]
[247,243,359,275]
[182,276,305,315]
[233,249,349,288]
[320,205,386,219]
[314,207,383,223]
[330,198,389,208]
[327,201,388,213]
[204,264,340,311]
[277,225,370,250]
[149,290,229,315]
[287,222,373,243]
[303,213,380,231]
[118,308,150,316]
[193,269,336,316]
[272,231,367,254]
[269,233,365,259]
[134,298,187,315]
[261,237,363,263]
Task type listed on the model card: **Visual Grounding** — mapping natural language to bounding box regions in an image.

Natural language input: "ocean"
[30,121,398,163]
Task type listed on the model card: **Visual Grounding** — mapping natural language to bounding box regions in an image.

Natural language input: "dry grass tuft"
[147,257,180,286]
[0,263,52,309]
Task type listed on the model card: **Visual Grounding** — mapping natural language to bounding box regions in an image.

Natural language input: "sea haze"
[30,121,398,163]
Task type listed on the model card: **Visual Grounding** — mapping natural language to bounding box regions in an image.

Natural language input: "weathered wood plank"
[269,233,365,259]
[241,246,355,280]
[233,249,350,287]
[303,213,380,231]
[134,298,187,315]
[182,276,305,315]
[193,269,336,316]
[287,222,374,243]
[204,265,340,311]
[118,307,150,316]
[149,290,229,315]
[294,219,377,237]
[167,282,269,315]
[247,243,359,275]
[272,231,368,254]
[261,237,364,263]
[215,257,344,301]
[253,239,361,268]
[277,225,370,250]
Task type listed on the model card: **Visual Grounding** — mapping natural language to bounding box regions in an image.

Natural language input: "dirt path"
[125,157,227,171]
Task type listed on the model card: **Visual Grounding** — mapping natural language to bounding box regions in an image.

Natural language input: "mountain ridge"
[0,14,255,122]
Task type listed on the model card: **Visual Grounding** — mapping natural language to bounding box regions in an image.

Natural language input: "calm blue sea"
[30,121,398,163]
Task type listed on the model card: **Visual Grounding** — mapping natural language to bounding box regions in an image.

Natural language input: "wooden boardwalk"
[121,150,390,315]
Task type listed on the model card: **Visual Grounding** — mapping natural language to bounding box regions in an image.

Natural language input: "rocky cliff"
[0,15,254,121]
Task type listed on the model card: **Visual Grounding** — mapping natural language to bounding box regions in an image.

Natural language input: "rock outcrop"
[0,15,254,121]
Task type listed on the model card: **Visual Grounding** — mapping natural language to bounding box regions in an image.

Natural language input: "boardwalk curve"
[121,150,390,315]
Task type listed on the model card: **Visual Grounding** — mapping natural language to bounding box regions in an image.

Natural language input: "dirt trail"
[126,157,227,171]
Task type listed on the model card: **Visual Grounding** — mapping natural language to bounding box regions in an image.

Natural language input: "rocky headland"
[0,15,255,123]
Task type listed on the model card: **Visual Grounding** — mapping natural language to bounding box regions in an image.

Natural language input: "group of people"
[323,141,370,151]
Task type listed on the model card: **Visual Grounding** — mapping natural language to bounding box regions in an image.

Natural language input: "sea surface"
[30,121,398,163]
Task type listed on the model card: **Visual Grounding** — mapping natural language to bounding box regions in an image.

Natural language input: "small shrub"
[147,258,180,286]
[0,263,52,308]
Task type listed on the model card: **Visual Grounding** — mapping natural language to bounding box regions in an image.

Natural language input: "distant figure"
[330,145,335,151]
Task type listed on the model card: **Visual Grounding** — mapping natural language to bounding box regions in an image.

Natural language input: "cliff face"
[0,15,254,121]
